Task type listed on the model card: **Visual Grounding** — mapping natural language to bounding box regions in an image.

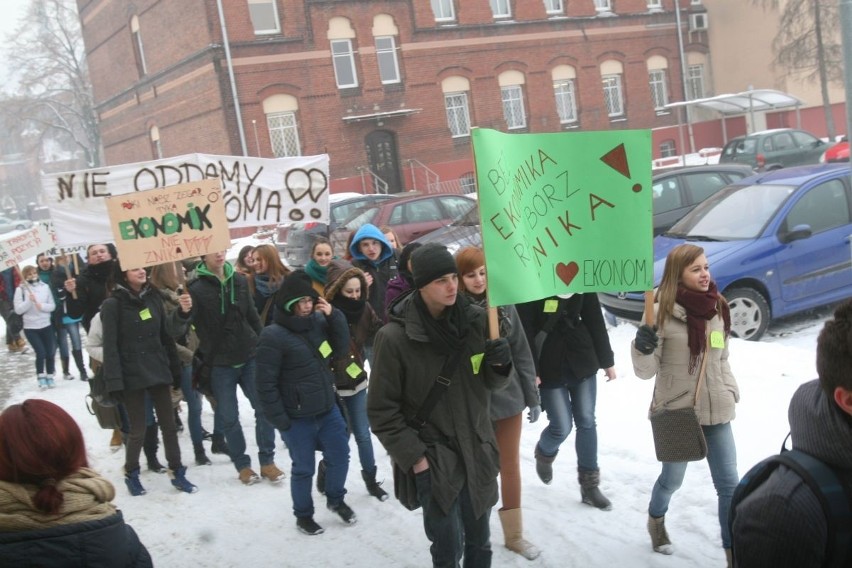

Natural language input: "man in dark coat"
[731,300,852,568]
[367,243,512,567]
[63,243,116,333]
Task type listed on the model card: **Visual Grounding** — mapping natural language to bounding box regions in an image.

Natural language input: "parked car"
[0,216,33,234]
[820,136,849,163]
[281,192,396,268]
[598,164,852,341]
[413,165,755,253]
[330,192,476,256]
[718,128,827,171]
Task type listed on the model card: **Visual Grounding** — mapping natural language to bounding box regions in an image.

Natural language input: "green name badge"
[139,308,152,320]
[471,353,484,374]
[318,340,332,357]
[346,362,362,378]
[710,330,725,349]
[544,299,558,313]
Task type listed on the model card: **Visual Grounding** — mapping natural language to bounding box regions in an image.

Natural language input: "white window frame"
[501,85,527,130]
[554,79,578,124]
[594,0,612,11]
[490,0,511,18]
[431,0,455,22]
[375,36,400,84]
[267,111,301,157]
[445,92,470,138]
[686,64,705,100]
[543,0,564,14]
[647,0,662,8]
[660,140,677,158]
[602,74,624,117]
[331,39,358,89]
[248,0,280,35]
[649,69,668,110]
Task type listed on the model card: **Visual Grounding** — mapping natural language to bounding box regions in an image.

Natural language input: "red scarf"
[675,282,731,373]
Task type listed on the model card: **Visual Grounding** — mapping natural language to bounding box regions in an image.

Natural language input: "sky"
[0,301,832,567]
[0,0,32,85]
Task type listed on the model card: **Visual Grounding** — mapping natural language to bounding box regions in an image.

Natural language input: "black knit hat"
[275,270,319,313]
[411,243,457,289]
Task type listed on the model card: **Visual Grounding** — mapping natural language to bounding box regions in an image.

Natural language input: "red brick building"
[77,0,709,194]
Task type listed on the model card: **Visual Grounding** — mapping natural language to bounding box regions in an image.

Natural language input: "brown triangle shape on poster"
[600,143,631,179]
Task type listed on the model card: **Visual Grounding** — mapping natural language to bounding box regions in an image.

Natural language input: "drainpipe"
[216,0,248,156]
[674,1,695,154]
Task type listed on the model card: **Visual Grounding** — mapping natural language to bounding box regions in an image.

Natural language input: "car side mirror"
[781,223,812,243]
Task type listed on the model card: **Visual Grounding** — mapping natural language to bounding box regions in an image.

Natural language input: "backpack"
[730,437,852,568]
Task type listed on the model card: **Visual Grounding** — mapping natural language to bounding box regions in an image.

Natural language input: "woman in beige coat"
[631,244,739,565]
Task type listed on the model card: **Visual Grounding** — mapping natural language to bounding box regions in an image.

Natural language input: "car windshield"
[452,204,480,226]
[722,138,757,157]
[665,183,796,240]
[340,205,379,231]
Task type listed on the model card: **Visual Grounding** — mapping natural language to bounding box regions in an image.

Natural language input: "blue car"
[598,164,852,340]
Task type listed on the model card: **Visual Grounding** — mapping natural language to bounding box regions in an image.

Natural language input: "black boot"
[60,357,73,380]
[316,460,327,495]
[534,443,557,485]
[361,469,388,501]
[174,408,184,433]
[579,469,612,511]
[72,349,88,381]
[210,433,230,455]
[144,424,166,473]
[194,443,212,466]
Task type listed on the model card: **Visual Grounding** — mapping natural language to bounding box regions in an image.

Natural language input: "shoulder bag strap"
[409,348,464,430]
[693,334,711,407]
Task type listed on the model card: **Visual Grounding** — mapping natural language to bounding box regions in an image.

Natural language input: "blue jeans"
[65,321,82,351]
[179,363,205,446]
[24,326,56,375]
[341,389,376,475]
[210,358,276,472]
[538,376,598,471]
[648,421,739,548]
[415,470,492,568]
[53,323,69,359]
[281,406,350,519]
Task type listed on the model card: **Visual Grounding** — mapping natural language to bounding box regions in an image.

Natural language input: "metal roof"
[665,89,805,115]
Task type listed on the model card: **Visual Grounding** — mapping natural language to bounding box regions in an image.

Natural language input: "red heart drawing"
[556,261,579,286]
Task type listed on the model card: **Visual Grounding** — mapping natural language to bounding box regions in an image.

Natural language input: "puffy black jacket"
[0,511,152,567]
[64,260,114,332]
[255,308,349,431]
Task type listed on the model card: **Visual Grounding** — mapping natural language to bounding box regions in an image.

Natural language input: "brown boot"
[109,429,123,452]
[498,508,540,560]
[725,548,732,568]
[647,515,674,555]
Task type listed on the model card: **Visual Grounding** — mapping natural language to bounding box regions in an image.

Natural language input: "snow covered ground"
[0,304,833,568]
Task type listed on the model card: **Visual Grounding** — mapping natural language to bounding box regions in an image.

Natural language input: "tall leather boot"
[579,469,612,511]
[72,349,88,381]
[143,424,166,473]
[534,443,557,485]
[61,356,73,380]
[498,508,541,560]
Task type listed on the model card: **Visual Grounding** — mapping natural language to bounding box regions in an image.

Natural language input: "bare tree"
[2,0,101,168]
[751,0,843,139]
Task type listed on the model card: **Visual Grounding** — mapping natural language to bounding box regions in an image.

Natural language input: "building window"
[594,0,612,11]
[445,92,470,137]
[149,126,162,160]
[649,69,668,110]
[554,79,578,124]
[331,39,358,89]
[267,112,301,157]
[248,0,280,35]
[490,0,511,18]
[602,74,624,117]
[660,139,677,158]
[431,0,455,21]
[460,172,476,194]
[130,16,147,77]
[647,0,662,8]
[543,0,564,14]
[375,36,400,84]
[686,64,705,100]
[501,85,526,130]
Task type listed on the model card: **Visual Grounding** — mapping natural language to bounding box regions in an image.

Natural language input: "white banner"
[0,225,54,268]
[41,153,330,246]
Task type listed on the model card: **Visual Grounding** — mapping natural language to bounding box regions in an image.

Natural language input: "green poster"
[472,128,653,306]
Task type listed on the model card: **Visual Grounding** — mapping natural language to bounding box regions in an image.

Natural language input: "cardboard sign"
[105,179,230,269]
[472,128,653,306]
[0,224,54,268]
[42,152,330,246]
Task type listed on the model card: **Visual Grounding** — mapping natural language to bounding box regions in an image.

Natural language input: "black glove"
[484,337,512,368]
[634,324,659,355]
[106,390,124,405]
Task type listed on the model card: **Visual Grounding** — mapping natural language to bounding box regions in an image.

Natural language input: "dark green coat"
[367,294,510,517]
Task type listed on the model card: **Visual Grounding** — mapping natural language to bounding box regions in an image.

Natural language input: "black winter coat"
[64,261,113,332]
[101,286,185,393]
[517,293,614,388]
[188,270,262,367]
[255,308,350,431]
[0,511,152,567]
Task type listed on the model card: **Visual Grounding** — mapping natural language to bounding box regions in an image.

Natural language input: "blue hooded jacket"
[348,223,393,265]
[348,223,398,318]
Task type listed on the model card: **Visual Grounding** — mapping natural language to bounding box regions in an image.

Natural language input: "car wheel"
[14,224,25,230]
[725,287,770,341]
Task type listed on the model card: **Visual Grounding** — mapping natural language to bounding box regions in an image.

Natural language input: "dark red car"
[821,136,849,163]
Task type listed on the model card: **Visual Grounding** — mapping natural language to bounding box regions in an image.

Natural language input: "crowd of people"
[0,225,847,568]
